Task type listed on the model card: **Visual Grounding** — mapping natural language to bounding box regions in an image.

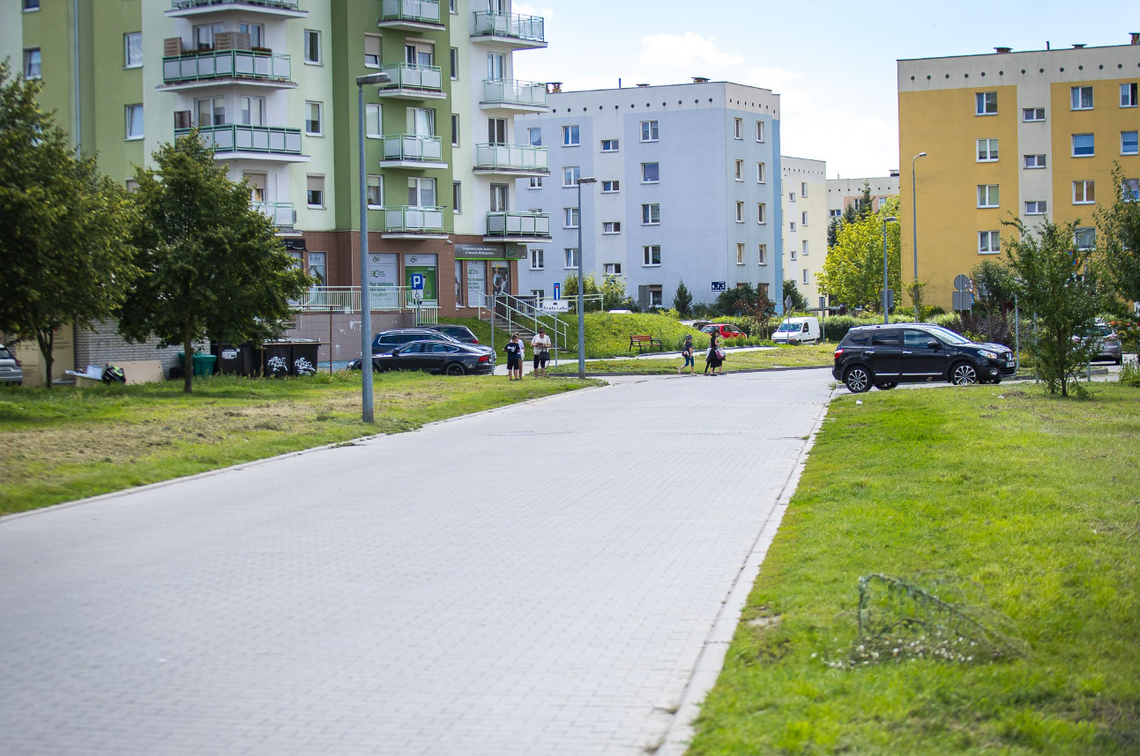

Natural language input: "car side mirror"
[927,340,940,350]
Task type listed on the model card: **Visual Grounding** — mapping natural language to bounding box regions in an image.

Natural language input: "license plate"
[1005,360,1015,368]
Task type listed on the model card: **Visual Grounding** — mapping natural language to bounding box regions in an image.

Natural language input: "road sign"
[553,282,561,300]
[711,281,726,293]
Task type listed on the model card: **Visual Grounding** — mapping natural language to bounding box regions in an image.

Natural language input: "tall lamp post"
[911,151,926,321]
[882,216,898,324]
[356,71,391,423]
[575,177,597,378]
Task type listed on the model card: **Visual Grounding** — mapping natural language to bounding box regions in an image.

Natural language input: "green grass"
[687,384,1140,755]
[547,343,837,375]
[0,371,596,516]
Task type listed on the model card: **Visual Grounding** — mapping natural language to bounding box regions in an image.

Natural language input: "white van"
[772,316,821,345]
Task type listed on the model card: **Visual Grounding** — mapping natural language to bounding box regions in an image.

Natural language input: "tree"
[1003,218,1102,397]
[1094,163,1140,305]
[782,279,808,312]
[673,278,693,316]
[970,259,1015,340]
[817,197,902,311]
[0,62,139,387]
[119,132,308,393]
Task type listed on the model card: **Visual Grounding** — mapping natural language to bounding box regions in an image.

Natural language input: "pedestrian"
[504,334,522,380]
[705,331,724,376]
[531,327,552,378]
[678,334,695,375]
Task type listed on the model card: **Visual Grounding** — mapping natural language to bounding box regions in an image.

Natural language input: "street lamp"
[911,151,926,321]
[882,216,898,324]
[575,177,597,379]
[356,71,391,423]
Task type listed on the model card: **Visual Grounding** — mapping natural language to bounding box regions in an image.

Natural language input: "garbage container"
[262,342,292,378]
[289,339,319,376]
[177,352,217,377]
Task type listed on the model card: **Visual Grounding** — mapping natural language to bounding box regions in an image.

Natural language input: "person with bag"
[705,331,724,376]
[678,334,695,375]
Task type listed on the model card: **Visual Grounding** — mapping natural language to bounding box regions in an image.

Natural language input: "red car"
[701,323,748,340]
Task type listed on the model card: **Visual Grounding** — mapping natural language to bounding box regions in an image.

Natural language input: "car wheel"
[874,382,898,390]
[844,366,871,393]
[444,363,466,376]
[950,362,979,386]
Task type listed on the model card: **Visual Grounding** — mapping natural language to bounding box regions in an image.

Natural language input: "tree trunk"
[183,320,194,394]
[36,329,56,390]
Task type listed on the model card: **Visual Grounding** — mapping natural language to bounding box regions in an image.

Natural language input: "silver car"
[0,343,23,385]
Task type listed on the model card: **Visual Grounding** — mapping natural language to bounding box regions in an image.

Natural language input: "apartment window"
[733,118,743,139]
[802,269,810,285]
[23,0,39,10]
[1123,179,1140,202]
[1023,107,1046,122]
[562,125,580,146]
[603,221,621,234]
[449,47,458,79]
[1070,86,1093,110]
[757,203,766,224]
[487,117,506,145]
[756,162,766,183]
[407,177,436,206]
[802,240,809,257]
[528,176,543,189]
[978,230,1000,254]
[530,248,544,270]
[734,159,743,181]
[604,263,622,276]
[736,243,745,265]
[366,175,383,208]
[305,102,323,136]
[757,244,767,265]
[735,201,745,223]
[1074,227,1095,251]
[303,29,321,64]
[640,120,659,142]
[1073,180,1095,204]
[1072,133,1094,157]
[307,175,325,208]
[1024,200,1047,215]
[601,180,619,193]
[23,48,40,79]
[975,91,997,115]
[451,114,460,146]
[528,127,541,146]
[756,120,765,142]
[564,248,579,269]
[641,203,660,225]
[563,166,580,187]
[1122,83,1138,108]
[1024,154,1046,169]
[563,207,579,228]
[452,180,461,213]
[365,103,382,138]
[1122,131,1139,156]
[125,104,143,140]
[601,139,619,152]
[365,35,381,68]
[641,162,659,183]
[124,33,142,69]
[642,245,661,266]
[976,138,999,162]
[801,211,809,226]
[977,184,999,208]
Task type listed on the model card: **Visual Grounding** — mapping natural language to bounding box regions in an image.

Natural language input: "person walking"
[504,334,522,380]
[531,327,552,378]
[678,334,695,375]
[705,331,724,376]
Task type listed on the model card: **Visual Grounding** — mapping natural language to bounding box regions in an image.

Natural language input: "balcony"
[471,10,546,49]
[483,211,550,243]
[160,50,294,91]
[473,143,549,176]
[378,134,446,169]
[167,0,307,18]
[252,201,295,229]
[374,63,445,100]
[383,206,447,239]
[176,123,309,163]
[480,79,548,112]
[378,0,443,31]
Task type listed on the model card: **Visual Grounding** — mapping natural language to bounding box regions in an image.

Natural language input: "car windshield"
[926,325,972,345]
[776,322,798,332]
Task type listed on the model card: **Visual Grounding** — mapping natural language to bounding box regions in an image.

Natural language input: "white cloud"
[639,33,743,68]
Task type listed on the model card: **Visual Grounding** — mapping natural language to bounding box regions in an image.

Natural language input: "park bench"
[629,334,663,353]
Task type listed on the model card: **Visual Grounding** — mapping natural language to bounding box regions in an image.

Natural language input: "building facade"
[513,80,783,309]
[898,38,1140,309]
[780,157,827,311]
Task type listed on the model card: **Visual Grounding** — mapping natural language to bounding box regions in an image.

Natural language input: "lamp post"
[575,177,597,379]
[882,216,898,324]
[911,151,926,321]
[356,71,391,423]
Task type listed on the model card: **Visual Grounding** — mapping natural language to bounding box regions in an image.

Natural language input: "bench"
[629,334,663,353]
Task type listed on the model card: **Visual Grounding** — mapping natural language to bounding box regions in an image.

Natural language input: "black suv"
[833,323,1016,393]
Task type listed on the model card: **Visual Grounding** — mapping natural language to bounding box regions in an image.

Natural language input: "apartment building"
[514,80,783,309]
[898,37,1140,309]
[781,157,827,310]
[825,173,900,221]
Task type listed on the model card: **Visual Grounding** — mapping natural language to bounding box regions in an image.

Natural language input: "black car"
[349,340,494,376]
[833,323,1017,393]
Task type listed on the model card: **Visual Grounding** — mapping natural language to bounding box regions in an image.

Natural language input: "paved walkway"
[0,369,835,756]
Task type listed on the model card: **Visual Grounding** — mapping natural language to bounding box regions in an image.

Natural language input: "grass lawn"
[687,384,1140,755]
[0,371,595,516]
[547,343,836,375]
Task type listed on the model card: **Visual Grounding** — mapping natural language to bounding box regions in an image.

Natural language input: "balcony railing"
[485,211,550,238]
[380,0,440,24]
[481,79,547,109]
[474,143,548,172]
[384,205,445,233]
[378,62,443,93]
[382,134,444,163]
[162,49,292,85]
[472,10,545,44]
[172,0,300,10]
[252,201,295,227]
[176,123,303,155]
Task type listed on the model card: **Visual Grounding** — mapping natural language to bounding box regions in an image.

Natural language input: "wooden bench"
[629,334,663,353]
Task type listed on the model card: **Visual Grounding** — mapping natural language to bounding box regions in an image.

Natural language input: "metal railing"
[382,134,444,163]
[172,0,300,9]
[293,285,438,322]
[177,123,303,154]
[383,205,445,233]
[162,49,291,85]
[253,201,295,227]
[481,79,547,108]
[378,62,443,92]
[485,211,550,238]
[380,0,440,23]
[474,143,548,172]
[472,10,545,43]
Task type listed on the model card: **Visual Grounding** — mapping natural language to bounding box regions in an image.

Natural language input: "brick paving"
[0,368,833,755]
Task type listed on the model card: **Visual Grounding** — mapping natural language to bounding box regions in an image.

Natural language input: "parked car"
[428,323,482,345]
[772,316,821,345]
[1072,319,1122,364]
[833,323,1017,393]
[701,323,748,340]
[0,343,23,385]
[348,340,494,376]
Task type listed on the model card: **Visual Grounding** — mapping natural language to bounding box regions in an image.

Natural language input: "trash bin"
[262,342,292,378]
[289,339,319,376]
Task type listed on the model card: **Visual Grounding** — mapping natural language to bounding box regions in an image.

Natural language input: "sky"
[511,0,1138,179]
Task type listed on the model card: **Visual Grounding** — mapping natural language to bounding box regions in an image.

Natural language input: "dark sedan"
[349,340,495,376]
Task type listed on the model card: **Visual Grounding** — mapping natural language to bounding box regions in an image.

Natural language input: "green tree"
[970,259,1016,340]
[1094,163,1140,305]
[1003,218,1102,397]
[673,278,693,316]
[817,197,902,311]
[0,62,139,387]
[119,132,308,393]
[782,279,808,312]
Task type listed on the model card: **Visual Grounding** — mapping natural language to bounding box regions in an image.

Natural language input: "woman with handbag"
[705,331,724,376]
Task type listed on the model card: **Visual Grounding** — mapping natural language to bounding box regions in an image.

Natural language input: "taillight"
[478,355,489,363]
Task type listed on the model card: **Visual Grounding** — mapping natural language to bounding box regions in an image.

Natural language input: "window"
[603,221,621,234]
[601,139,619,152]
[802,269,810,285]
[1023,107,1046,122]
[977,184,999,208]
[642,245,661,266]
[756,162,765,183]
[604,263,622,275]
[1074,227,1096,250]
[601,180,619,193]
[978,230,1000,254]
[124,33,142,68]
[1122,131,1139,156]
[641,203,660,225]
[640,120,659,142]
[1072,133,1094,157]
[1122,83,1138,108]
[451,114,460,146]
[641,162,659,183]
[735,202,744,223]
[23,48,40,79]
[365,35,381,68]
[305,101,323,135]
[975,91,997,115]
[1024,200,1047,215]
[562,125,580,146]
[303,29,321,64]
[802,240,809,257]
[1024,154,1046,169]
[530,248,544,270]
[563,207,579,228]
[528,127,541,146]
[125,104,143,140]
[757,244,767,265]
[757,203,766,224]
[1070,85,1093,110]
[487,117,506,145]
[23,0,39,10]
[977,138,999,161]
[1073,180,1095,204]
[452,180,461,213]
[733,118,743,139]
[736,243,745,265]
[367,175,383,207]
[755,120,765,142]
[528,176,543,189]
[734,160,743,181]
[1123,179,1140,202]
[563,166,580,187]
[801,211,809,226]
[449,47,458,79]
[564,248,579,269]
[307,175,325,208]
[365,103,382,138]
